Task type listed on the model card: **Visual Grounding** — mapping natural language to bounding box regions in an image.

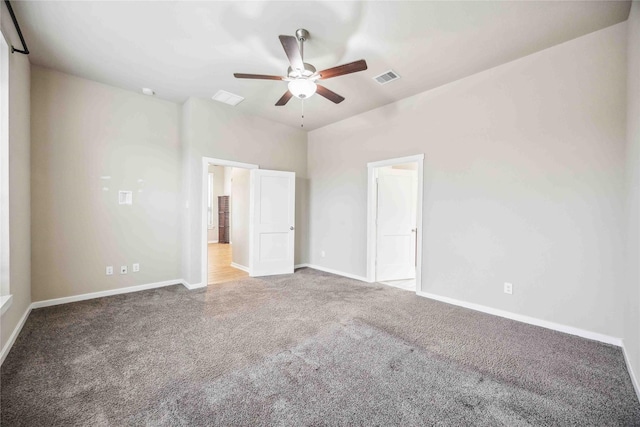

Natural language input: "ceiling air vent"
[212,90,244,106]
[373,70,400,85]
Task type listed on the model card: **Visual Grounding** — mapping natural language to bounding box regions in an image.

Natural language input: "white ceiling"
[14,1,631,130]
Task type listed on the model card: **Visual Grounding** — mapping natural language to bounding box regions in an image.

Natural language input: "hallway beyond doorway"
[208,243,247,285]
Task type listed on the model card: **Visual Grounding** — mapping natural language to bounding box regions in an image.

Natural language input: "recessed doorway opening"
[201,158,258,286]
[367,154,424,293]
[200,157,297,287]
[204,163,253,285]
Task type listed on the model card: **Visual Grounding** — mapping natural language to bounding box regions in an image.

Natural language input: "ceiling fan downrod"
[295,28,309,63]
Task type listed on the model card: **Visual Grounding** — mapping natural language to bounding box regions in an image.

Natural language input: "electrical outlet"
[132,263,140,273]
[120,265,128,274]
[321,250,326,258]
[106,266,113,276]
[504,282,513,295]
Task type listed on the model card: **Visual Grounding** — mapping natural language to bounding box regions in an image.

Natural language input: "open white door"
[376,168,417,281]
[249,169,295,277]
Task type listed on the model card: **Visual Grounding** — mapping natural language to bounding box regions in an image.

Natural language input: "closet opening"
[366,154,424,292]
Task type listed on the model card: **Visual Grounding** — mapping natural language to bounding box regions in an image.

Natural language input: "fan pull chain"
[301,100,304,128]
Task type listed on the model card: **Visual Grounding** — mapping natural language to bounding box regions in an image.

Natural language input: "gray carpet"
[1,268,639,426]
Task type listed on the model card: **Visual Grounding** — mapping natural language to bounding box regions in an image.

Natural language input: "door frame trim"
[201,157,258,287]
[366,154,425,292]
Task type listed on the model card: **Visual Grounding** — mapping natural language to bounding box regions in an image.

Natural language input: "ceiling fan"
[234,28,368,106]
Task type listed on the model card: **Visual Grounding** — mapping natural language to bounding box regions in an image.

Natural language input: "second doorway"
[206,164,250,285]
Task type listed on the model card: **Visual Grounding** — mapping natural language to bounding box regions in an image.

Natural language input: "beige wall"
[231,168,250,268]
[31,67,182,301]
[0,3,31,353]
[181,97,307,285]
[223,166,232,196]
[624,1,640,394]
[308,23,627,338]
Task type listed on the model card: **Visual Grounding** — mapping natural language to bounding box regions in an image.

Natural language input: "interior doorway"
[201,158,258,286]
[205,163,250,285]
[367,154,424,292]
[200,157,297,286]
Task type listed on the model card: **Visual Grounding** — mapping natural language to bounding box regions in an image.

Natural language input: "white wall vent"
[212,90,244,106]
[373,70,400,85]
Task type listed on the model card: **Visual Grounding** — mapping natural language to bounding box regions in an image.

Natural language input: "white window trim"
[0,29,11,308]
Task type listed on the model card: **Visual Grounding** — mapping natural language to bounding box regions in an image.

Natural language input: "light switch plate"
[118,191,133,205]
[504,282,513,295]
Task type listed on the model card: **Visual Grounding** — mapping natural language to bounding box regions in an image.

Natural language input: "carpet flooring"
[1,268,639,426]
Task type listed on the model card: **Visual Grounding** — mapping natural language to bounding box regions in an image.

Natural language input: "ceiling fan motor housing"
[287,63,316,78]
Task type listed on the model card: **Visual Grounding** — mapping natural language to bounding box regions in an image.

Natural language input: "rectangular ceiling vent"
[212,90,244,106]
[373,70,400,85]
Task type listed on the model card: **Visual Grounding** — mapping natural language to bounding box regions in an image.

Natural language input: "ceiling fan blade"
[316,85,345,104]
[319,59,368,80]
[279,35,304,71]
[275,90,294,106]
[234,73,284,80]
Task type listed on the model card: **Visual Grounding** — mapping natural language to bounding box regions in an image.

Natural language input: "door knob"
[411,228,417,232]
[290,226,295,230]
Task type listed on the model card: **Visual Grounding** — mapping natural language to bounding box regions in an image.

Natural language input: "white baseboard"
[1,304,32,365]
[416,291,622,347]
[3,272,639,403]
[305,264,369,282]
[301,266,623,349]
[182,281,207,290]
[622,342,640,403]
[31,279,184,309]
[294,263,310,269]
[2,278,204,365]
[207,240,219,244]
[230,262,249,273]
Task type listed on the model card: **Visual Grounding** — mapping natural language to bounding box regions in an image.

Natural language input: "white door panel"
[376,168,417,282]
[250,169,295,277]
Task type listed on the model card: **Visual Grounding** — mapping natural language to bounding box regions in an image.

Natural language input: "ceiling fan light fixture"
[288,79,317,99]
[234,29,367,107]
